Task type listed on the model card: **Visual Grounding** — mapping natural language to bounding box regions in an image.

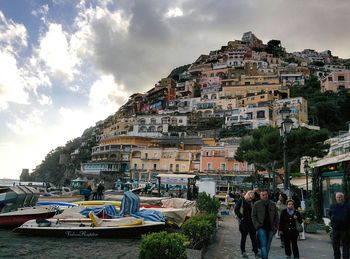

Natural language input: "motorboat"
[0,186,40,213]
[0,187,18,212]
[14,211,165,238]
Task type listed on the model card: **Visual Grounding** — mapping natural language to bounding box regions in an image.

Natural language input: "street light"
[279,104,294,194]
[304,159,310,197]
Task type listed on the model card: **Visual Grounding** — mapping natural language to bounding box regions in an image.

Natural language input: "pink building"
[200,146,254,173]
[321,71,350,92]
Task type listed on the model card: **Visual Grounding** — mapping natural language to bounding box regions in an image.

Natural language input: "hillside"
[26,32,350,185]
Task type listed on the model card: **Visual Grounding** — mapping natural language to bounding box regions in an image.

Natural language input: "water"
[0,229,140,259]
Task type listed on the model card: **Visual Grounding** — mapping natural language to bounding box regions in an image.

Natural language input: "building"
[320,71,350,92]
[273,97,308,128]
[225,105,273,130]
[280,73,305,87]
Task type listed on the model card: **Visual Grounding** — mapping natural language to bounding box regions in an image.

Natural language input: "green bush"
[196,192,220,214]
[139,231,188,259]
[190,213,217,229]
[182,215,215,249]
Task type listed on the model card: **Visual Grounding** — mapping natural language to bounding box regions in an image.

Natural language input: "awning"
[311,153,350,168]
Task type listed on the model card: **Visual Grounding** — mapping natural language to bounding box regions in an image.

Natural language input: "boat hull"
[0,208,57,229]
[14,221,165,238]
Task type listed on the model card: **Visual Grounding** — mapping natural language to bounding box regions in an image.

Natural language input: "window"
[338,75,345,81]
[220,163,226,171]
[234,163,240,171]
[176,164,180,172]
[153,164,157,170]
[207,163,213,170]
[170,164,173,171]
[257,110,265,119]
[145,153,148,159]
[247,164,253,171]
[141,164,145,170]
[134,164,137,169]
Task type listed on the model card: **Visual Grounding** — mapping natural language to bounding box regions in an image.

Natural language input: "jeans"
[332,229,349,259]
[257,228,274,259]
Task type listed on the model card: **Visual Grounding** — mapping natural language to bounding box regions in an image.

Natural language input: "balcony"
[140,157,160,161]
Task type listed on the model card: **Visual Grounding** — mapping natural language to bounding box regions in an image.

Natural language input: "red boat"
[0,206,57,229]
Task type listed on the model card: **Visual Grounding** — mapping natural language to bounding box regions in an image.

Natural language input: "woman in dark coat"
[234,190,259,258]
[278,199,303,259]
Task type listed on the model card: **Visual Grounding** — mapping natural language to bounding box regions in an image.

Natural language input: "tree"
[235,127,329,180]
[266,40,285,57]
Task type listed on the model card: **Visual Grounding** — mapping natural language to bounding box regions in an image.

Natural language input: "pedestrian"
[97,182,105,200]
[278,199,302,259]
[276,193,288,248]
[234,190,259,258]
[92,182,98,200]
[291,193,301,210]
[329,192,350,259]
[253,186,260,203]
[252,189,279,259]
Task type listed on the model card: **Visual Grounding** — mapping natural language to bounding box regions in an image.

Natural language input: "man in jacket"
[329,192,350,259]
[252,189,279,259]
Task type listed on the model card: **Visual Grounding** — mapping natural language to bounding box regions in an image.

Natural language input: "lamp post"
[279,104,294,194]
[304,159,310,197]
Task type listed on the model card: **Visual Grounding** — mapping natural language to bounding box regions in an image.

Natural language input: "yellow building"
[238,93,276,107]
[223,84,289,99]
[130,147,193,183]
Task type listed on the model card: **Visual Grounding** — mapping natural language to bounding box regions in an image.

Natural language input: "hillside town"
[73,32,349,202]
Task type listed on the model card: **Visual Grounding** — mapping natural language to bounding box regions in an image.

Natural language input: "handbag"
[296,221,303,233]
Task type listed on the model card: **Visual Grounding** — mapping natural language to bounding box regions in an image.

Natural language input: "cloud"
[0,11,28,53]
[6,109,44,136]
[88,74,129,115]
[165,7,184,18]
[0,51,29,110]
[31,4,49,22]
[37,23,79,81]
[38,94,53,106]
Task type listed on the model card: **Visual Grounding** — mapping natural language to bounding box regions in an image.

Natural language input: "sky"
[1,0,350,179]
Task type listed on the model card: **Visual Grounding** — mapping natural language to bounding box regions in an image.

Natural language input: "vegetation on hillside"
[290,75,350,133]
[20,127,96,186]
[235,126,330,174]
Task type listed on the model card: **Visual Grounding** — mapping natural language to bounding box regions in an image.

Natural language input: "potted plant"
[182,214,216,258]
[301,208,323,233]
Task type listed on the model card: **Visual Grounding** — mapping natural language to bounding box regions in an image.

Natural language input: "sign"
[161,176,188,185]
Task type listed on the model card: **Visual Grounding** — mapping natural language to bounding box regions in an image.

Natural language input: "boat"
[0,187,18,212]
[14,211,165,238]
[0,206,58,229]
[0,186,40,213]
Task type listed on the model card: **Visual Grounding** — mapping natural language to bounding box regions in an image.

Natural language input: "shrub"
[196,192,220,215]
[139,231,188,259]
[182,215,215,249]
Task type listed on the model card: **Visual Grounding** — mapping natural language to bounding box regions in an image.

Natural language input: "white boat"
[14,211,165,238]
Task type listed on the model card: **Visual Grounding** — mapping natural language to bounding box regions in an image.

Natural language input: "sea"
[0,179,140,259]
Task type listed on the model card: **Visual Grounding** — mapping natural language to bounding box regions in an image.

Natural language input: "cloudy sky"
[0,0,349,179]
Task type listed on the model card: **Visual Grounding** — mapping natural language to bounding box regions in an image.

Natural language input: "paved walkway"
[203,211,333,259]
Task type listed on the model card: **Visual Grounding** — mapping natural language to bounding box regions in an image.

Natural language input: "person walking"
[97,182,105,200]
[252,189,279,259]
[329,192,350,259]
[279,199,302,259]
[276,193,288,248]
[234,190,259,258]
